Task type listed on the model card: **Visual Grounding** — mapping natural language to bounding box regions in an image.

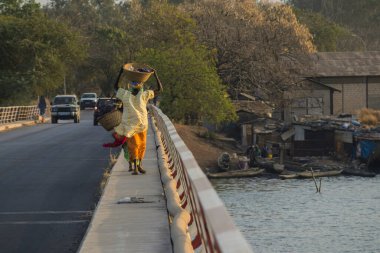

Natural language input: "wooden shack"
[232,93,274,148]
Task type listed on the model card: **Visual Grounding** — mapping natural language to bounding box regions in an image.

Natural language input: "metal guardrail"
[150,105,253,253]
[0,106,40,124]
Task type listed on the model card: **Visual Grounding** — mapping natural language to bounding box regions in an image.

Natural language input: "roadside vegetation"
[358,108,380,127]
[1,0,379,125]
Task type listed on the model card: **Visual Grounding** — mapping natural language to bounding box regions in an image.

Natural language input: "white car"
[80,93,98,110]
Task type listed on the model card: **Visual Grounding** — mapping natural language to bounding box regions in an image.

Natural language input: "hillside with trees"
[184,0,315,104]
[3,0,367,125]
[289,0,380,51]
[0,0,85,105]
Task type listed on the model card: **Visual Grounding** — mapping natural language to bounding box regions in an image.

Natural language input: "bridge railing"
[150,105,253,253]
[0,106,40,124]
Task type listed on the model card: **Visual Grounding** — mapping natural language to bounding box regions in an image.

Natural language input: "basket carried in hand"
[98,110,122,131]
[123,63,154,83]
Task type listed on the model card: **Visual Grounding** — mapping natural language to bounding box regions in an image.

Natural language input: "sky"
[36,0,49,5]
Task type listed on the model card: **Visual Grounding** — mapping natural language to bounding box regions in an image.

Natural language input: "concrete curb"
[0,123,24,131]
[0,119,50,132]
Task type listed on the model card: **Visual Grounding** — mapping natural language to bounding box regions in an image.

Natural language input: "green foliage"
[0,0,86,105]
[0,0,41,17]
[90,24,129,95]
[135,44,237,125]
[122,1,236,124]
[293,8,355,51]
[47,0,130,96]
[289,0,380,50]
[9,0,373,122]
[198,130,216,140]
[125,1,199,52]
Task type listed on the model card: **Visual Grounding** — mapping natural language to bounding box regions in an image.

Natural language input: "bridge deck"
[79,123,172,253]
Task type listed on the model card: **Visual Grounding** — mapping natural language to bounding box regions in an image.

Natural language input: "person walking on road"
[38,96,47,116]
[103,64,163,175]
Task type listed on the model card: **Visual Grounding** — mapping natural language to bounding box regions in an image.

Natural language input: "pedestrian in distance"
[103,64,163,175]
[38,95,47,116]
[36,95,47,123]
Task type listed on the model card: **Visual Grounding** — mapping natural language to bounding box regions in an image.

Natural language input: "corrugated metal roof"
[239,92,257,101]
[308,51,380,77]
[233,100,273,115]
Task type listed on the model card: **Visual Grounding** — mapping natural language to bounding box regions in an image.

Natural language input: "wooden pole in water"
[280,143,284,164]
[310,168,321,193]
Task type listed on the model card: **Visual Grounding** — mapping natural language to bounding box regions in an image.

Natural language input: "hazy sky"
[36,0,49,5]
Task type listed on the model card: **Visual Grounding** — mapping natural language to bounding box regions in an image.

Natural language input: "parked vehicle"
[80,93,98,110]
[93,97,120,126]
[51,95,80,123]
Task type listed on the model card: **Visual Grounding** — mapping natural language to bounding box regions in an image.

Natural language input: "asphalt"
[0,114,116,252]
[0,118,172,253]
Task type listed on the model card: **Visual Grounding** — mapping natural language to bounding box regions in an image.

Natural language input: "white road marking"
[0,220,89,225]
[0,211,92,215]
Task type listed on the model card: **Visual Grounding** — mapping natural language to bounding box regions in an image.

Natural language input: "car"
[93,97,121,126]
[50,95,80,124]
[80,93,98,110]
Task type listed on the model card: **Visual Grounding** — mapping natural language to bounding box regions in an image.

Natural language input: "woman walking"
[103,64,163,175]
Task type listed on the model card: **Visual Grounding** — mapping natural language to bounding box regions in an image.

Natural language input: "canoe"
[297,169,343,179]
[255,158,284,174]
[207,168,265,179]
[342,169,376,177]
[279,173,300,180]
[279,169,343,180]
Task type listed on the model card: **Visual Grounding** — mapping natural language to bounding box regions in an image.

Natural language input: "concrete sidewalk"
[78,122,172,253]
[0,120,38,131]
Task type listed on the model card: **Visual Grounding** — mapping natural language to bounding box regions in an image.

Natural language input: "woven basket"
[98,110,122,131]
[123,63,154,83]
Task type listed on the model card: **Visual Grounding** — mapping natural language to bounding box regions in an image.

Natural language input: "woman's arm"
[153,70,163,97]
[114,67,124,93]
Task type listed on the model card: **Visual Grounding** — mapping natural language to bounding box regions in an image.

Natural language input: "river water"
[210,176,380,253]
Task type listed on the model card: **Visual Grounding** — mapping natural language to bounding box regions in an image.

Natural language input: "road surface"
[0,110,117,253]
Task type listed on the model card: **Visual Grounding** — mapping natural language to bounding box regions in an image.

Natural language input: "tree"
[46,0,131,96]
[136,47,237,124]
[289,0,380,50]
[0,0,86,105]
[123,1,237,124]
[89,25,130,96]
[292,8,361,51]
[183,0,315,105]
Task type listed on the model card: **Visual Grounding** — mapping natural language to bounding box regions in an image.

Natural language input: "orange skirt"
[125,130,147,161]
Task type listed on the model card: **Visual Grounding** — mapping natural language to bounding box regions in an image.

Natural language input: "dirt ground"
[174,123,242,170]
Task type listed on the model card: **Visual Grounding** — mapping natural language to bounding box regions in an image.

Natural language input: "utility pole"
[64,75,67,95]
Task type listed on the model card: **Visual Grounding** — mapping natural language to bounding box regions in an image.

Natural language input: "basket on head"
[123,63,154,83]
[98,110,122,131]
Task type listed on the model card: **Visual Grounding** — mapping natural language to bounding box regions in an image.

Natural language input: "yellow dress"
[114,88,154,138]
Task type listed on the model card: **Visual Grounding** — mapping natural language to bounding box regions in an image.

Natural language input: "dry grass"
[174,123,241,170]
[357,108,380,126]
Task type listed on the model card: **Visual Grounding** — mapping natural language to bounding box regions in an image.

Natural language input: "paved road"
[0,110,117,253]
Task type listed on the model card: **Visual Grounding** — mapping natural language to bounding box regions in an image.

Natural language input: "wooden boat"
[342,169,376,177]
[207,168,265,179]
[279,173,299,180]
[254,157,284,174]
[279,169,343,180]
[297,169,343,179]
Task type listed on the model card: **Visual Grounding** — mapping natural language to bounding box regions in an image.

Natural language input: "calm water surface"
[210,176,380,253]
